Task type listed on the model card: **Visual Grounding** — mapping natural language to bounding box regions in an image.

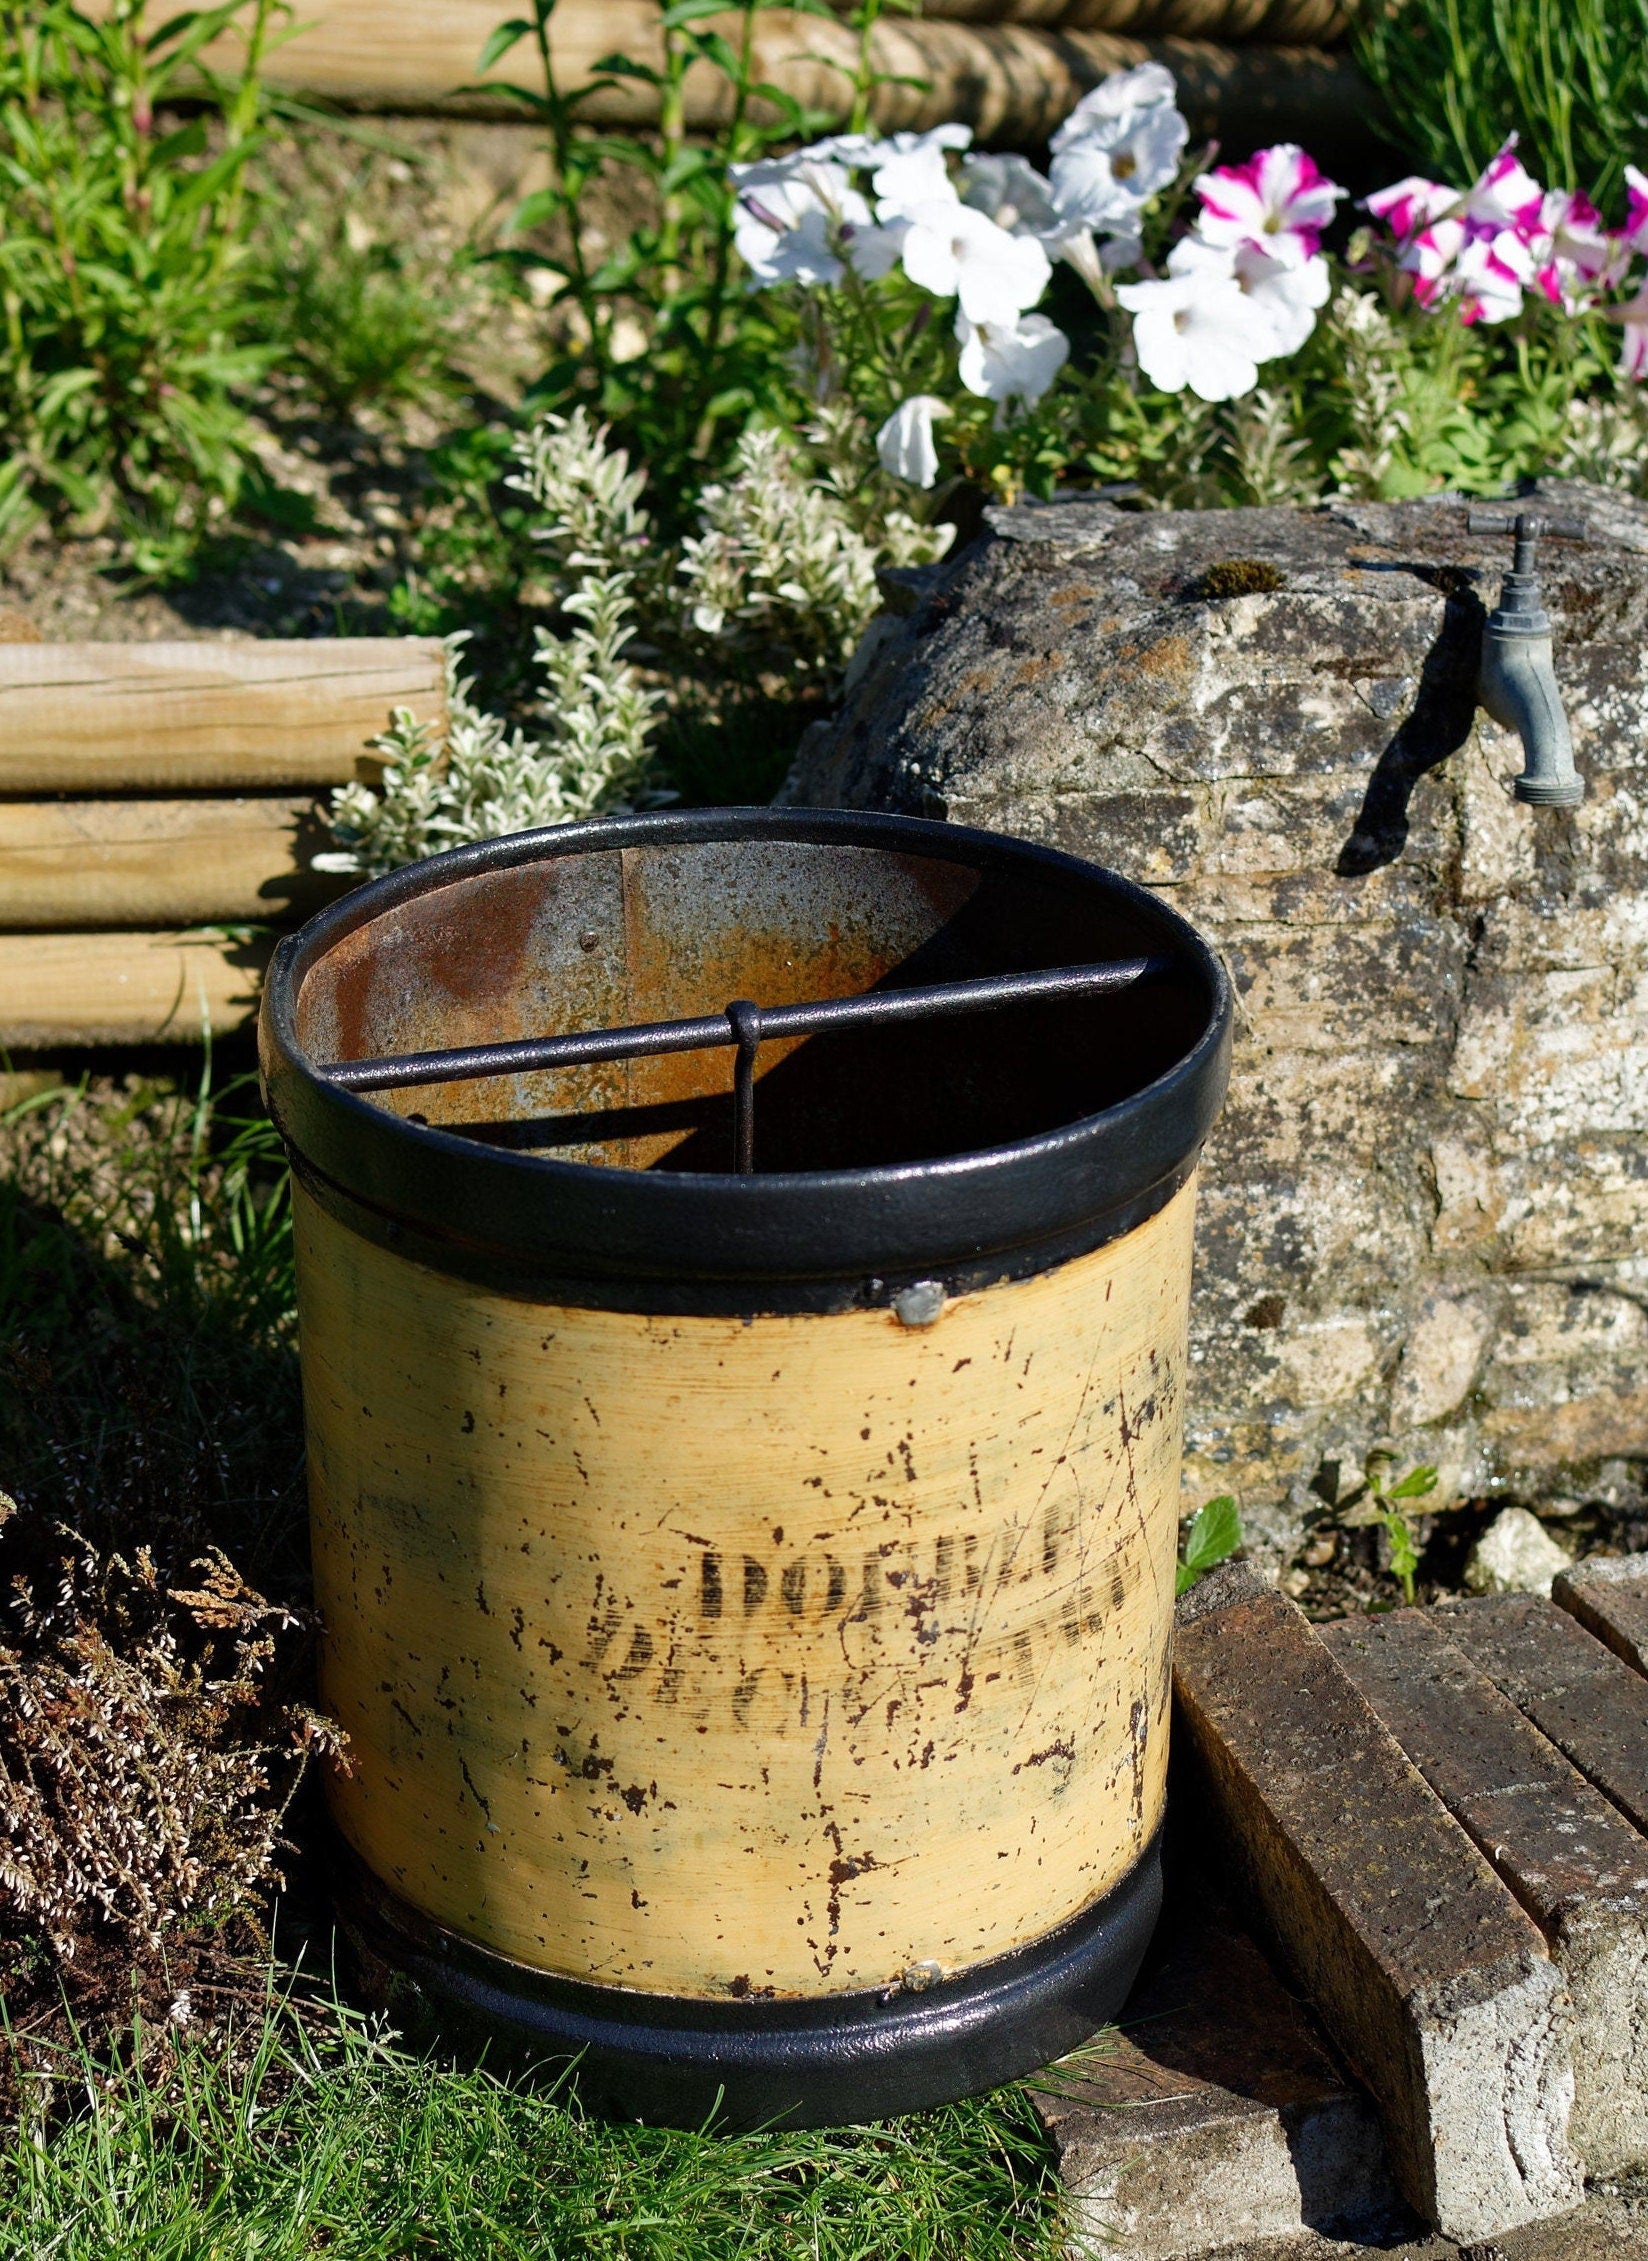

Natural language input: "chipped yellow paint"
[297,1176,1196,2000]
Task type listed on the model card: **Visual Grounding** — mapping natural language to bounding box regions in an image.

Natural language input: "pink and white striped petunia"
[1533,187,1619,310]
[1399,215,1467,308]
[1620,165,1648,256]
[1364,174,1459,246]
[1460,136,1546,245]
[1450,229,1536,324]
[1611,288,1648,379]
[1193,143,1342,268]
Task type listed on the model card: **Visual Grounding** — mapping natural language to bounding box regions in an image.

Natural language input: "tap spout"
[1468,508,1585,808]
[1478,616,1582,807]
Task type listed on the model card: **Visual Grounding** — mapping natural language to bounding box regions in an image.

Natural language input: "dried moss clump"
[1191,557,1288,600]
[0,1496,342,2111]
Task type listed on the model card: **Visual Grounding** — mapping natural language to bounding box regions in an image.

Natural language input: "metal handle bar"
[321,955,1174,1105]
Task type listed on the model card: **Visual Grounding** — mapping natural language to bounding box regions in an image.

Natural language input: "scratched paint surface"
[296,1178,1196,1998]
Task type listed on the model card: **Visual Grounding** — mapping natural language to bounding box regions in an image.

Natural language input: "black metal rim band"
[334,1824,1164,2129]
[286,1144,1199,1315]
[261,809,1232,1306]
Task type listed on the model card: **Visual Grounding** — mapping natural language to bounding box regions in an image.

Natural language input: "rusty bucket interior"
[294,832,1206,1176]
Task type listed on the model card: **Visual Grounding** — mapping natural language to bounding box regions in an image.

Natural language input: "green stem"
[848,0,883,136]
[656,12,689,287]
[213,0,273,285]
[691,0,759,449]
[531,0,605,365]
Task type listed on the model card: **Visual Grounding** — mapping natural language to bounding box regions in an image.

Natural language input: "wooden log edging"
[0,639,446,794]
[0,931,274,1049]
[0,638,446,1048]
[98,0,1366,147]
[0,798,340,930]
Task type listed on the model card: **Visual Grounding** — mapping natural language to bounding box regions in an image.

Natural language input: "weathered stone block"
[789,488,1648,1512]
[1322,1607,1648,2176]
[1171,1565,1581,2242]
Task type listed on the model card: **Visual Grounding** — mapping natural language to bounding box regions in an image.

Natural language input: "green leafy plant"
[0,0,283,575]
[1339,1455,1441,1606]
[335,403,948,871]
[1351,0,1648,220]
[1176,1495,1242,1598]
[476,0,822,511]
[248,174,474,418]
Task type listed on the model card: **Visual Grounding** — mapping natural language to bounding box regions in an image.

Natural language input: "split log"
[0,640,446,794]
[0,932,271,1048]
[0,797,346,930]
[96,0,1367,146]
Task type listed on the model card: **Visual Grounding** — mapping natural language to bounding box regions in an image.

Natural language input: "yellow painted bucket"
[261,808,1230,2124]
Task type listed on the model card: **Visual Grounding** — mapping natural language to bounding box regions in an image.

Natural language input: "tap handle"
[1466,507,1588,577]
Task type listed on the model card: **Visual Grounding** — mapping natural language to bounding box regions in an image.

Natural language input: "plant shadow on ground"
[0,1064,1071,2258]
[0,1054,316,2112]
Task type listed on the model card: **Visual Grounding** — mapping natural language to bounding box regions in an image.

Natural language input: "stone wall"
[785,487,1648,1553]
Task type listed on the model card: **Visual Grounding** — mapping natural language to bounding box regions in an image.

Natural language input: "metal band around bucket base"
[334,1825,1163,2129]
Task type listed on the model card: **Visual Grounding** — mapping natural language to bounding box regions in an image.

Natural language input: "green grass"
[0,1058,303,1586]
[0,1994,1070,2260]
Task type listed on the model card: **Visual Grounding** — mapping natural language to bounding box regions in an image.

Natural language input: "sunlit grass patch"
[1,1991,1070,2261]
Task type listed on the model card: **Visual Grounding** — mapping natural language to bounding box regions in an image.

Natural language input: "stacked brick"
[1134,1554,1648,2246]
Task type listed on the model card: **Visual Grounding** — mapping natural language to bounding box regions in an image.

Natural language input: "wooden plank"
[0,640,445,793]
[1554,1554,1648,1681]
[1172,1564,1581,2245]
[0,797,351,929]
[82,0,1367,144]
[0,932,271,1047]
[1323,1607,1648,2177]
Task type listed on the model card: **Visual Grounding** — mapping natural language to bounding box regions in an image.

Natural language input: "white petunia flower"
[1168,233,1330,358]
[872,138,963,220]
[960,151,1138,298]
[900,199,1051,326]
[1615,287,1648,380]
[877,395,951,486]
[960,152,1061,238]
[843,218,908,281]
[731,157,871,287]
[1116,264,1274,400]
[1050,60,1180,156]
[956,311,1069,405]
[1048,62,1188,228]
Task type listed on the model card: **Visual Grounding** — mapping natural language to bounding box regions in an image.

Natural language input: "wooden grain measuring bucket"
[260,807,1231,2126]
